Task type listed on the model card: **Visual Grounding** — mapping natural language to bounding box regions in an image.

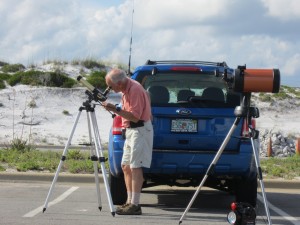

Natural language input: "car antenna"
[127,0,134,76]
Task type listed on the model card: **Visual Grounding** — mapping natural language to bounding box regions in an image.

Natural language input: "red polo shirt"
[121,78,152,128]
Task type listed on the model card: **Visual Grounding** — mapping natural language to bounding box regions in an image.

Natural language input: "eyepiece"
[103,87,112,96]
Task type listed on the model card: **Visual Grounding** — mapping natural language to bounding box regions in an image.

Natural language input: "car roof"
[131,60,232,78]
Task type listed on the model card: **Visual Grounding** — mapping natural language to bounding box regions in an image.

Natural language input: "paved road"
[0,178,299,225]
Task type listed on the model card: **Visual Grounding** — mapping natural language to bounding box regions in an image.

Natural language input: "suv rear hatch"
[133,65,242,153]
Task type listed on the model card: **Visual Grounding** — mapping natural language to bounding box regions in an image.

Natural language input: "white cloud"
[261,0,300,21]
[282,54,300,76]
[134,0,226,29]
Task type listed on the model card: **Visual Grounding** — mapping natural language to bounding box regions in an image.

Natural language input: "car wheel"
[235,176,257,207]
[109,172,127,205]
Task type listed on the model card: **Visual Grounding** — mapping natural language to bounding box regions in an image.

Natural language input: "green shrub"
[261,155,300,179]
[46,72,73,87]
[67,149,84,160]
[16,160,41,171]
[86,71,107,89]
[281,85,300,98]
[0,61,9,67]
[1,63,25,73]
[61,78,76,88]
[0,81,5,89]
[0,73,10,80]
[62,110,70,115]
[16,70,43,86]
[9,138,35,153]
[258,93,272,102]
[0,146,109,174]
[7,70,76,88]
[273,91,291,100]
[65,159,94,173]
[28,100,37,108]
[0,73,10,89]
[81,58,105,69]
[7,73,22,86]
[0,165,5,171]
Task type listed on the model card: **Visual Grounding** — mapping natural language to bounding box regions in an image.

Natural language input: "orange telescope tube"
[233,69,280,93]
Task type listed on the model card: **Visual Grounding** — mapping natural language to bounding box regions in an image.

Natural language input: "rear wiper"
[177,100,189,104]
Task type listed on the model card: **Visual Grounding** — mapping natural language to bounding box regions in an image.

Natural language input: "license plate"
[171,119,197,133]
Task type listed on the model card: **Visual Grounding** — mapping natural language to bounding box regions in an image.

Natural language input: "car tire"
[235,163,257,207]
[235,175,258,207]
[109,172,127,205]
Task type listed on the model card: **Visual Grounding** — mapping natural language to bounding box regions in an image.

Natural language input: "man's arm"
[102,102,139,123]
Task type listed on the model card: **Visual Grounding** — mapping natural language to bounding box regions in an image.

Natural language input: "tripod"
[179,93,272,225]
[43,96,115,216]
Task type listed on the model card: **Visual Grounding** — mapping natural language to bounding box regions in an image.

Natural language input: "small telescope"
[77,76,111,102]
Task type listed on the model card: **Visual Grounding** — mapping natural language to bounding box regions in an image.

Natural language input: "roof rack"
[145,60,228,67]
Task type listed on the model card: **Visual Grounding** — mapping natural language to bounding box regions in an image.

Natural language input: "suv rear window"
[137,71,241,108]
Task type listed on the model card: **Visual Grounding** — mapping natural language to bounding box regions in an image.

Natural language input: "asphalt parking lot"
[0,172,299,225]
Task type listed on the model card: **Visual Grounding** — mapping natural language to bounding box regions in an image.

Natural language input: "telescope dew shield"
[77,76,108,102]
[233,68,280,93]
[77,76,95,91]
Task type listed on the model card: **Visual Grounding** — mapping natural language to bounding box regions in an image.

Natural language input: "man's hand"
[102,102,139,123]
[102,102,117,113]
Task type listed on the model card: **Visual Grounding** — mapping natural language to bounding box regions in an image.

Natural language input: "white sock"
[131,192,141,206]
[127,192,132,204]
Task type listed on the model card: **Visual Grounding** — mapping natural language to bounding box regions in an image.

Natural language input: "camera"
[223,65,280,93]
[77,76,111,102]
[227,202,256,225]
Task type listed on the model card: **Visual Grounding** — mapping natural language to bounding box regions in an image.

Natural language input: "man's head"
[105,68,127,93]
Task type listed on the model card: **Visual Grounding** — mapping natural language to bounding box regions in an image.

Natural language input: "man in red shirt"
[103,68,153,215]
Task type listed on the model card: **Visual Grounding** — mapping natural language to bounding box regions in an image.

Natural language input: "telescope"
[223,65,280,93]
[77,76,111,102]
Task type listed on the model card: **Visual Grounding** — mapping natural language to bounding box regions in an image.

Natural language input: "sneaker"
[116,203,142,215]
[116,203,130,214]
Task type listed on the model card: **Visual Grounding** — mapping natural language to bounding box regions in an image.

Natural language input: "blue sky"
[0,0,300,86]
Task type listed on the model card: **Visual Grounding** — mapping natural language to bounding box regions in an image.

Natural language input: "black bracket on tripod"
[234,93,260,140]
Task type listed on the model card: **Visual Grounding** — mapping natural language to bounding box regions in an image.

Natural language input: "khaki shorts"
[122,121,153,168]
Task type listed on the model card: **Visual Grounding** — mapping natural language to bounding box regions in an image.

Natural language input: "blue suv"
[108,60,257,206]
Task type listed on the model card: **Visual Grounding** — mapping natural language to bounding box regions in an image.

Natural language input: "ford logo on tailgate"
[176,108,192,115]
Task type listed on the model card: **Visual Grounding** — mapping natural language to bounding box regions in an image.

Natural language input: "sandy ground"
[0,85,120,146]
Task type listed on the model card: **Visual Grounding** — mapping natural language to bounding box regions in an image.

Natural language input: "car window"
[140,72,240,108]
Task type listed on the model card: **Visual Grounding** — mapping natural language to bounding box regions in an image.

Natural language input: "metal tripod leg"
[250,134,272,225]
[86,111,102,211]
[43,110,82,213]
[88,111,115,216]
[179,117,241,224]
[43,105,115,216]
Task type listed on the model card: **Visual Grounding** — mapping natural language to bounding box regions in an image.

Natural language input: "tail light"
[242,118,256,137]
[112,115,123,135]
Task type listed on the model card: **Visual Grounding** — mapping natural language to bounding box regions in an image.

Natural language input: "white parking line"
[23,186,79,218]
[257,194,300,225]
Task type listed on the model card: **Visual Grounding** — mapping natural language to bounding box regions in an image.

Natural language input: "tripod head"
[77,76,116,118]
